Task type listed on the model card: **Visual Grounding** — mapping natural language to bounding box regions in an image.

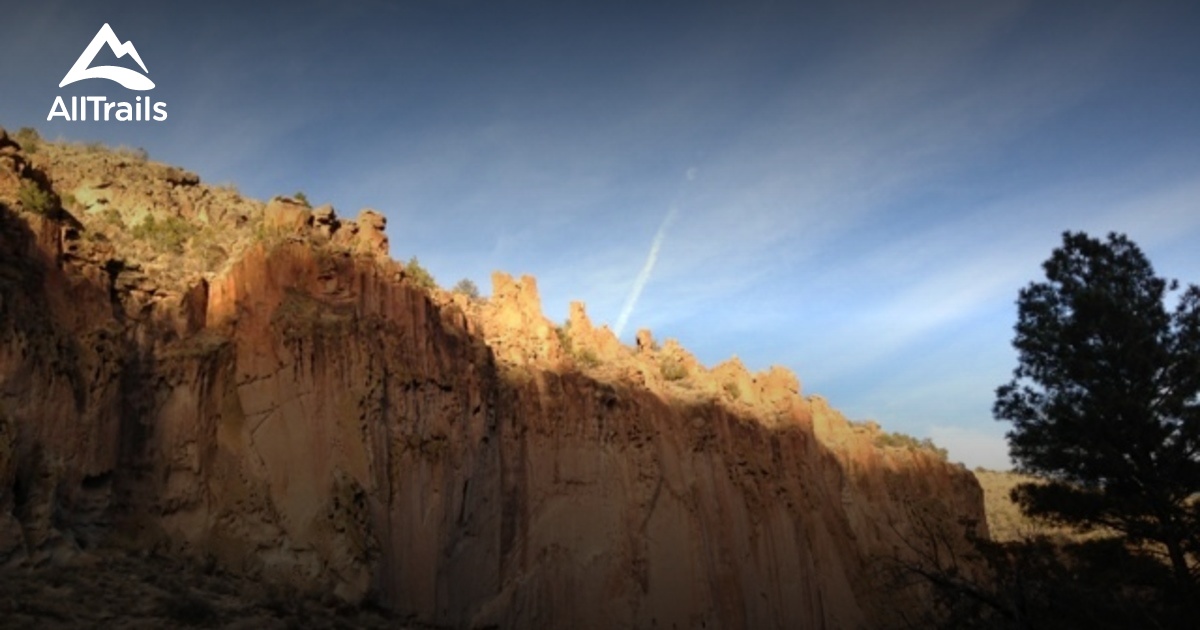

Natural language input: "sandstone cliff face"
[0,132,985,628]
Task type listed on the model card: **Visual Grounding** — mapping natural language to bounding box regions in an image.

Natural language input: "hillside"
[975,469,1053,542]
[0,127,986,628]
[974,469,1117,544]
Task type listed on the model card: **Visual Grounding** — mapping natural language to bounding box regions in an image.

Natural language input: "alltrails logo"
[47,23,168,122]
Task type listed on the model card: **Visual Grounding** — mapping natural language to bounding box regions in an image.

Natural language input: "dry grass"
[18,139,267,290]
[974,469,1114,543]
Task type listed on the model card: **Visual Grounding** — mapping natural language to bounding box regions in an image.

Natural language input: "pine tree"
[995,231,1200,587]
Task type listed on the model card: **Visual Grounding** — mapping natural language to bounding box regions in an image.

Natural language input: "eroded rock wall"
[0,133,985,628]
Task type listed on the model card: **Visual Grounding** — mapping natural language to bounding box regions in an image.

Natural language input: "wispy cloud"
[613,169,697,336]
[614,203,678,337]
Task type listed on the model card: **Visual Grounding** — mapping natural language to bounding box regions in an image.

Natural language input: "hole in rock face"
[81,471,112,489]
[10,447,42,514]
[11,471,30,511]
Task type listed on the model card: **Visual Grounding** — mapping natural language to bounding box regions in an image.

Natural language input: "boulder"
[312,204,338,239]
[635,328,655,352]
[263,197,313,233]
[352,208,388,257]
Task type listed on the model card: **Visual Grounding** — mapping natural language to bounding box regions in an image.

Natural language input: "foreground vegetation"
[887,232,1199,629]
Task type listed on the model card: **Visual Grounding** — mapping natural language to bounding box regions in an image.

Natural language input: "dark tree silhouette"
[994,231,1200,588]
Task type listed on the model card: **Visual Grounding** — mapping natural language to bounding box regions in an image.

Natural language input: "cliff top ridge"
[0,125,947,462]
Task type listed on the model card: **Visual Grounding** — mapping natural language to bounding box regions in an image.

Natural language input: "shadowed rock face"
[0,132,985,628]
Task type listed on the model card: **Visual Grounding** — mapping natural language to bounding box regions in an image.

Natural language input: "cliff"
[0,128,985,628]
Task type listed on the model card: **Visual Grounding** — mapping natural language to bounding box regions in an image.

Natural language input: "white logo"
[60,23,154,91]
[47,23,167,122]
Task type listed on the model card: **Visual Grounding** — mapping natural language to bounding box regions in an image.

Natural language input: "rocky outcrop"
[263,196,313,233]
[0,132,985,628]
[263,198,389,260]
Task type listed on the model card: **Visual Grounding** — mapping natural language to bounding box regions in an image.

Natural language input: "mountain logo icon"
[59,23,155,91]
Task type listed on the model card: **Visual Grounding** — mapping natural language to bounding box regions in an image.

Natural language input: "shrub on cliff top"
[555,323,573,354]
[14,127,41,152]
[115,145,149,162]
[405,256,437,290]
[452,278,481,300]
[574,348,600,368]
[874,431,948,460]
[661,358,688,381]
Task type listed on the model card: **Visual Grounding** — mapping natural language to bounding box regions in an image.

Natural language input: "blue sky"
[3,0,1199,469]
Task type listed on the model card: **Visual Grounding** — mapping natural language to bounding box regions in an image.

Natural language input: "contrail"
[614,168,694,337]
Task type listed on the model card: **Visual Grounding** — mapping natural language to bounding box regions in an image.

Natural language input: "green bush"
[101,207,123,227]
[293,191,310,207]
[405,256,437,289]
[661,358,688,381]
[553,322,603,368]
[13,127,41,153]
[452,278,481,300]
[17,181,55,215]
[131,214,199,253]
[575,348,600,368]
[874,431,948,460]
[555,324,574,354]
